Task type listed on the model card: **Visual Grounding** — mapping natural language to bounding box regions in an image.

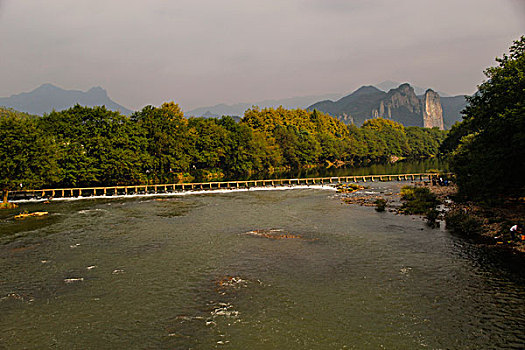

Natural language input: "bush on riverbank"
[0,202,18,210]
[400,186,439,215]
[445,209,483,236]
[337,183,364,194]
[400,186,440,227]
[374,198,387,212]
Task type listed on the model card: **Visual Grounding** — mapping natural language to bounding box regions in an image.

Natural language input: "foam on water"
[78,208,108,214]
[11,185,337,203]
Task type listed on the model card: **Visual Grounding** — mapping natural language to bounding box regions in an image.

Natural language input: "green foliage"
[400,186,439,215]
[242,106,349,139]
[41,105,149,186]
[0,101,447,194]
[374,198,387,212]
[131,102,190,183]
[406,127,446,157]
[0,202,18,209]
[362,118,409,157]
[0,109,59,201]
[442,36,525,200]
[425,209,440,228]
[399,186,441,227]
[242,108,445,166]
[445,209,482,236]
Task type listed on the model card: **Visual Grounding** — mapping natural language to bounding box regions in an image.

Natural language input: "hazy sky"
[0,0,523,110]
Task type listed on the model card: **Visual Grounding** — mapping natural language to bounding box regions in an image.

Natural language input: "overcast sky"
[0,0,523,111]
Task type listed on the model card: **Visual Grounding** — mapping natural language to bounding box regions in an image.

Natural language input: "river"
[223,158,450,181]
[1,180,524,349]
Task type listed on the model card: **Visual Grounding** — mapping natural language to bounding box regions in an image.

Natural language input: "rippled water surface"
[1,183,524,349]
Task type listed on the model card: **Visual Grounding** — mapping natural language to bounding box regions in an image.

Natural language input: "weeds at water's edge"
[445,209,483,237]
[0,202,18,209]
[374,199,387,212]
[399,186,441,227]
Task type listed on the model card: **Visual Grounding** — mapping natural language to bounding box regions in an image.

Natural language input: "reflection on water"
[229,158,449,181]
[1,182,524,349]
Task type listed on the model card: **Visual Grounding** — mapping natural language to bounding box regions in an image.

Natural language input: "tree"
[445,36,525,199]
[40,105,148,187]
[0,110,59,204]
[406,127,446,158]
[362,118,410,157]
[187,117,228,170]
[132,102,191,183]
[218,116,261,175]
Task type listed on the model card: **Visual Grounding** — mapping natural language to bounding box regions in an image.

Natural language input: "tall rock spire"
[422,89,444,130]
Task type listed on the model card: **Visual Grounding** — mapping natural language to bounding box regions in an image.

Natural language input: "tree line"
[440,36,524,201]
[1,102,446,201]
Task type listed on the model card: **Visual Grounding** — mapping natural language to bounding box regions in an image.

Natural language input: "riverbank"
[0,202,18,209]
[430,184,525,255]
[339,180,525,256]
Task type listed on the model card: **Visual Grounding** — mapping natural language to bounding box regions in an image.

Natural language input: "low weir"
[11,173,442,200]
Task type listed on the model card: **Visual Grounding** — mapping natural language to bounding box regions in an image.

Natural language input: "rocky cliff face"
[308,83,446,129]
[371,83,423,126]
[421,89,444,130]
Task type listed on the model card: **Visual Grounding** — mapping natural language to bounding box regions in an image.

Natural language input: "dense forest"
[1,101,447,201]
[440,36,525,201]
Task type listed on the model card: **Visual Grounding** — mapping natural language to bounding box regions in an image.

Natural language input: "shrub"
[375,199,387,212]
[425,208,440,228]
[445,209,482,236]
[400,186,439,215]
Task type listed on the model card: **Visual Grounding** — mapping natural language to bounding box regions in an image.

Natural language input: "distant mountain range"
[308,83,467,129]
[440,95,469,128]
[188,82,466,129]
[0,84,132,116]
[185,93,343,118]
[1,82,467,129]
[375,80,451,97]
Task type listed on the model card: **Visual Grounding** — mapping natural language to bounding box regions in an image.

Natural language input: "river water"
[1,182,524,349]
[226,158,450,181]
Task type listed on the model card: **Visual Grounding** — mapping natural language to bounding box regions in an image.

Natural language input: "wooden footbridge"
[10,173,443,200]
